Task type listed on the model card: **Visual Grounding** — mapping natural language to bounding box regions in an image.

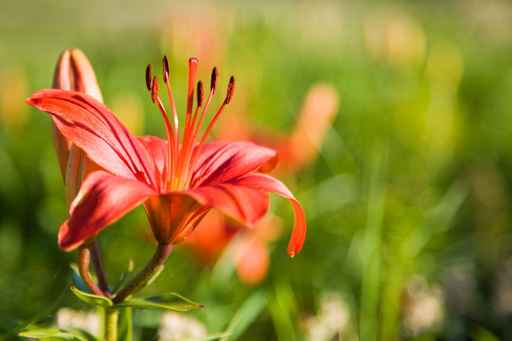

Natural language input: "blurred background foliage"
[1,0,512,340]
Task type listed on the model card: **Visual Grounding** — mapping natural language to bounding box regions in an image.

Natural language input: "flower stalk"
[113,243,173,304]
[104,307,119,341]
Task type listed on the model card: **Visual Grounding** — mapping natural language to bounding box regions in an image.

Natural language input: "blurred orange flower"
[187,84,338,284]
[160,4,232,64]
[0,67,28,130]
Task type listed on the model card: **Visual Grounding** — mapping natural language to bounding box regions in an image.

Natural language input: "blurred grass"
[1,0,512,340]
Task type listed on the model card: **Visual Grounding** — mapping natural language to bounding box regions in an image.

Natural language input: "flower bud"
[52,49,103,203]
[53,49,103,101]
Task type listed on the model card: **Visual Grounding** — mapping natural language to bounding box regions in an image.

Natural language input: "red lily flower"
[27,57,306,257]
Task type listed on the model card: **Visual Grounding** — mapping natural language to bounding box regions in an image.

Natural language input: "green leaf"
[70,286,113,307]
[205,332,231,340]
[221,291,267,341]
[18,327,88,341]
[117,292,203,312]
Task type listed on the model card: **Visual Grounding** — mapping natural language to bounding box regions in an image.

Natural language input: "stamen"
[179,80,204,188]
[199,76,235,145]
[176,58,200,187]
[190,67,217,143]
[145,57,236,189]
[149,75,176,189]
[162,55,179,132]
[161,55,180,187]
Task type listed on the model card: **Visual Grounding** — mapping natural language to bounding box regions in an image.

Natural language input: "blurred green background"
[2,0,512,340]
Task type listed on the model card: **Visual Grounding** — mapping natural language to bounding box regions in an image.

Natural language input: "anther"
[210,67,218,94]
[151,76,159,103]
[197,81,204,108]
[162,56,170,83]
[145,64,153,91]
[224,76,235,104]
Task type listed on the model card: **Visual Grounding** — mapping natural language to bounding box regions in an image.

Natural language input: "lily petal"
[139,136,168,184]
[232,173,306,257]
[27,90,156,185]
[144,193,201,244]
[188,183,269,227]
[59,171,157,251]
[191,141,277,187]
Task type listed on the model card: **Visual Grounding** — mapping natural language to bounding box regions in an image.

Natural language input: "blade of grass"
[221,291,267,341]
[359,148,386,341]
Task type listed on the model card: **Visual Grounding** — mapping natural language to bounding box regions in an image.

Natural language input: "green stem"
[120,308,133,341]
[113,243,173,304]
[104,308,118,341]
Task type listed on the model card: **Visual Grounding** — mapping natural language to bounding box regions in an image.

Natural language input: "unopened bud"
[53,48,103,102]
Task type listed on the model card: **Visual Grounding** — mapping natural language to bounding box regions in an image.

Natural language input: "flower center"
[145,56,235,191]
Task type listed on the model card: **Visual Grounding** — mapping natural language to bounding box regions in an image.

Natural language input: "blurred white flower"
[304,292,351,341]
[159,312,207,341]
[402,277,444,336]
[56,308,100,337]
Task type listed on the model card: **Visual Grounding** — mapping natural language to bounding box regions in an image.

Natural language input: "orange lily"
[27,56,306,258]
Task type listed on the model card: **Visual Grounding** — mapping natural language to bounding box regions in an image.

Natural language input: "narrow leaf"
[221,291,267,341]
[70,286,113,307]
[117,292,203,312]
[19,327,88,341]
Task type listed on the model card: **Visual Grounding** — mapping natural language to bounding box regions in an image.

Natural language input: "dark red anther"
[162,56,170,83]
[224,76,235,104]
[145,64,153,91]
[151,76,159,103]
[210,67,218,94]
[197,81,204,108]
